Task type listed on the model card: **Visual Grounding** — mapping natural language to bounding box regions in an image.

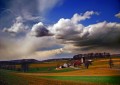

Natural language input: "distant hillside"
[42,58,72,62]
[0,58,72,64]
[0,59,40,64]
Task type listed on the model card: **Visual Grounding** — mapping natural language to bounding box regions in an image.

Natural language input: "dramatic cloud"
[0,0,40,27]
[1,10,120,60]
[115,12,120,18]
[16,48,63,60]
[0,0,64,30]
[49,18,83,40]
[48,11,120,53]
[49,11,98,39]
[30,22,53,37]
[3,16,28,34]
[75,22,120,51]
[0,33,60,60]
[0,0,65,60]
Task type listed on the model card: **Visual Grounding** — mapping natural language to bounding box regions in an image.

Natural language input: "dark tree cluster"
[0,59,39,72]
[73,52,110,60]
[0,61,17,71]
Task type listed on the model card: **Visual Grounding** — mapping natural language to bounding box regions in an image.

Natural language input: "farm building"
[72,52,111,67]
[71,54,85,67]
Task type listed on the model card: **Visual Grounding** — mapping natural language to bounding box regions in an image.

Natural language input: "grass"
[0,69,99,85]
[40,76,120,85]
[0,57,120,85]
[0,69,28,85]
[27,66,76,73]
[30,60,67,68]
[0,66,76,73]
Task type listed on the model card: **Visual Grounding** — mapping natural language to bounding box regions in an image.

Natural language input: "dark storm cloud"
[48,12,120,53]
[30,22,53,37]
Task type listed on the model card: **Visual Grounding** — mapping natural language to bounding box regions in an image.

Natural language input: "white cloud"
[17,48,63,60]
[3,16,28,33]
[48,11,120,54]
[71,11,99,23]
[0,33,60,60]
[48,13,85,40]
[0,0,62,29]
[1,10,120,61]
[1,18,59,60]
[35,48,63,59]
[115,12,120,18]
[49,11,98,39]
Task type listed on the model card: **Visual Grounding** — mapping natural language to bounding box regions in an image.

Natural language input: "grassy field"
[29,60,67,68]
[0,69,100,85]
[0,69,120,85]
[0,70,28,85]
[27,66,76,73]
[0,57,120,85]
[40,76,120,85]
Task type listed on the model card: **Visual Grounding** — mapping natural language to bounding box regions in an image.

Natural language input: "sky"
[0,0,120,61]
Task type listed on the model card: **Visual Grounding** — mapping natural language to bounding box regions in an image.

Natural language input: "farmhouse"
[72,52,111,66]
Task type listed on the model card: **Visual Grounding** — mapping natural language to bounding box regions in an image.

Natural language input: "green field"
[0,70,28,85]
[0,57,120,85]
[27,66,76,73]
[40,76,120,85]
[0,66,76,73]
[1,69,120,85]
